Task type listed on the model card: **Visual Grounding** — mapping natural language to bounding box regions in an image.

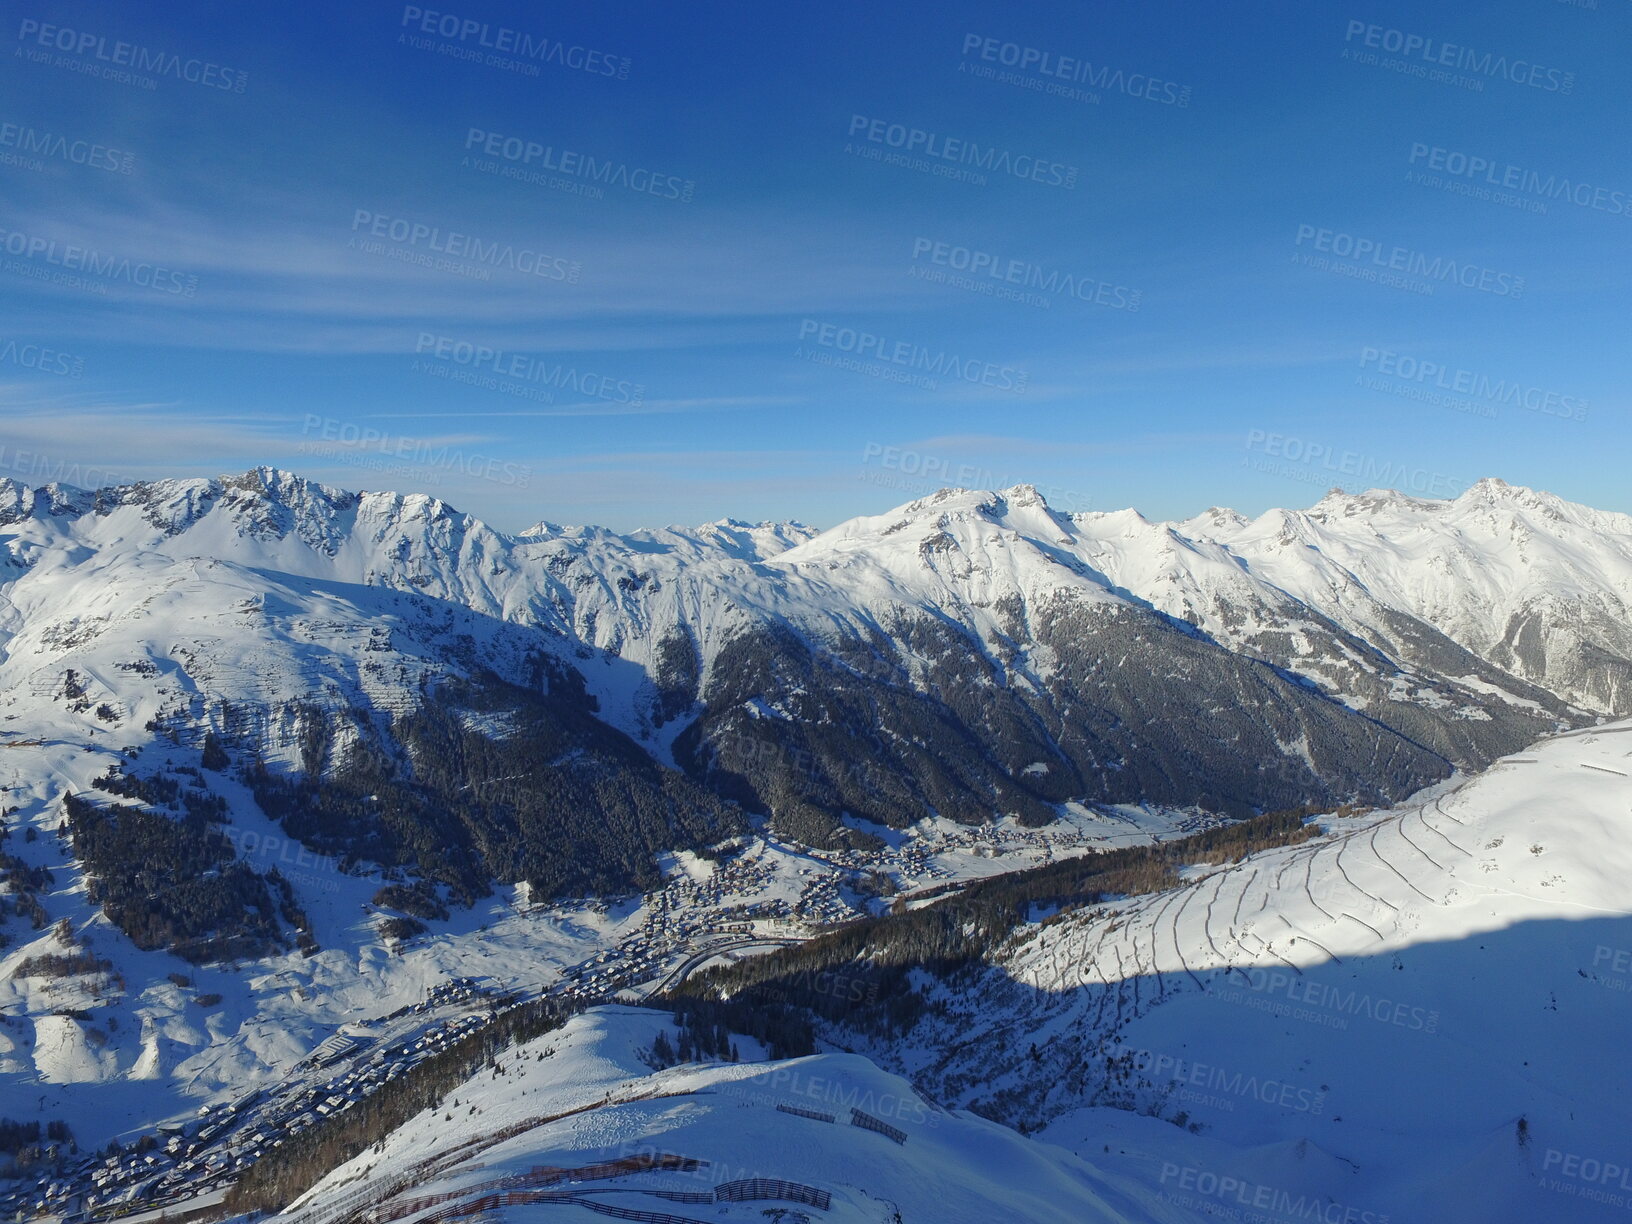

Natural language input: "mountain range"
[3,468,1632,1220]
[5,471,1626,869]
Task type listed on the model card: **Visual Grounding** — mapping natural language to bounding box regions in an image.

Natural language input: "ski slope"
[275,1005,1207,1224]
[899,720,1632,1223]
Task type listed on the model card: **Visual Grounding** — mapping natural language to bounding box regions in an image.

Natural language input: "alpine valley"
[2,468,1630,1222]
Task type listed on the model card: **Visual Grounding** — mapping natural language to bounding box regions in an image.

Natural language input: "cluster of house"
[3,815,1148,1219]
[1,981,512,1221]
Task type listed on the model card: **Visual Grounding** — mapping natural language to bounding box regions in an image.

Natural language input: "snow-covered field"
[275,1005,1206,1224]
[886,720,1632,1223]
[26,718,1617,1224]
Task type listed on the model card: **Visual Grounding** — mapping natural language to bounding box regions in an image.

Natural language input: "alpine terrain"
[1,469,1629,1222]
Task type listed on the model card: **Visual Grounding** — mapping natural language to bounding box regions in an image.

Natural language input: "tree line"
[225,995,581,1214]
[670,807,1322,1041]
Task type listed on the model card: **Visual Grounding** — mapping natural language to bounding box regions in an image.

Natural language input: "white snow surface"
[895,720,1632,1223]
[7,470,1627,753]
[274,1005,1206,1224]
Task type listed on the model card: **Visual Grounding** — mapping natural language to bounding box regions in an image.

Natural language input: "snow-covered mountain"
[154,720,1632,1224]
[4,467,1632,1221]
[1178,479,1632,718]
[272,1005,1208,1224]
[3,470,1614,811]
[686,720,1632,1224]
[0,468,1625,942]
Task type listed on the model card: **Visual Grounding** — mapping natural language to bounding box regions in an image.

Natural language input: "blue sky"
[1,0,1626,531]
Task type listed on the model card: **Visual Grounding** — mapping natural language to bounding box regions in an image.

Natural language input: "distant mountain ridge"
[0,468,1626,944]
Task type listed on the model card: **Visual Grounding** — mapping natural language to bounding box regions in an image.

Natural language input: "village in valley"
[0,800,1214,1220]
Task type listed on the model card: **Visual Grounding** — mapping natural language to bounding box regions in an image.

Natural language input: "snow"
[0,716,1204,1161]
[1176,478,1632,713]
[3,468,1632,1220]
[902,718,1632,1223]
[275,1005,1204,1224]
[1,470,1614,769]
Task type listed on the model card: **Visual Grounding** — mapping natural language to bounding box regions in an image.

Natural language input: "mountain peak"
[1452,477,1584,524]
[1458,475,1539,503]
[999,482,1049,508]
[1310,485,1426,512]
[887,484,1056,523]
[1177,505,1248,538]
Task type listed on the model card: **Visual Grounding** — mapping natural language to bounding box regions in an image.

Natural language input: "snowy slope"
[1,468,1536,858]
[274,1005,1209,1224]
[0,479,1624,1061]
[0,469,1619,1120]
[889,720,1632,1223]
[1179,479,1632,715]
[2,470,1613,747]
[1068,495,1572,730]
[3,468,1631,1220]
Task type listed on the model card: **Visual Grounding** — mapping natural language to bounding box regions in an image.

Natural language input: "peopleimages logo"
[767,1067,939,1128]
[959,34,1193,106]
[1543,1148,1632,1192]
[1593,946,1632,976]
[14,18,249,91]
[398,6,630,79]
[1406,144,1629,217]
[1540,1147,1632,1211]
[1159,1163,1391,1224]
[859,443,1090,512]
[349,210,581,282]
[463,128,694,202]
[1342,20,1574,94]
[0,338,83,378]
[413,333,645,407]
[1243,430,1468,499]
[1233,966,1441,1033]
[298,413,531,489]
[714,737,873,807]
[845,115,1078,189]
[1293,224,1524,297]
[0,121,134,174]
[1358,349,1587,422]
[1586,944,1632,994]
[761,968,880,1005]
[909,238,1141,311]
[0,225,199,296]
[797,319,1028,393]
[220,826,341,891]
[0,446,119,489]
[1124,1049,1327,1116]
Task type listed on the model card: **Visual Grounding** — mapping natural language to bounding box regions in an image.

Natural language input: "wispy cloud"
[0,186,932,356]
[361,396,796,418]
